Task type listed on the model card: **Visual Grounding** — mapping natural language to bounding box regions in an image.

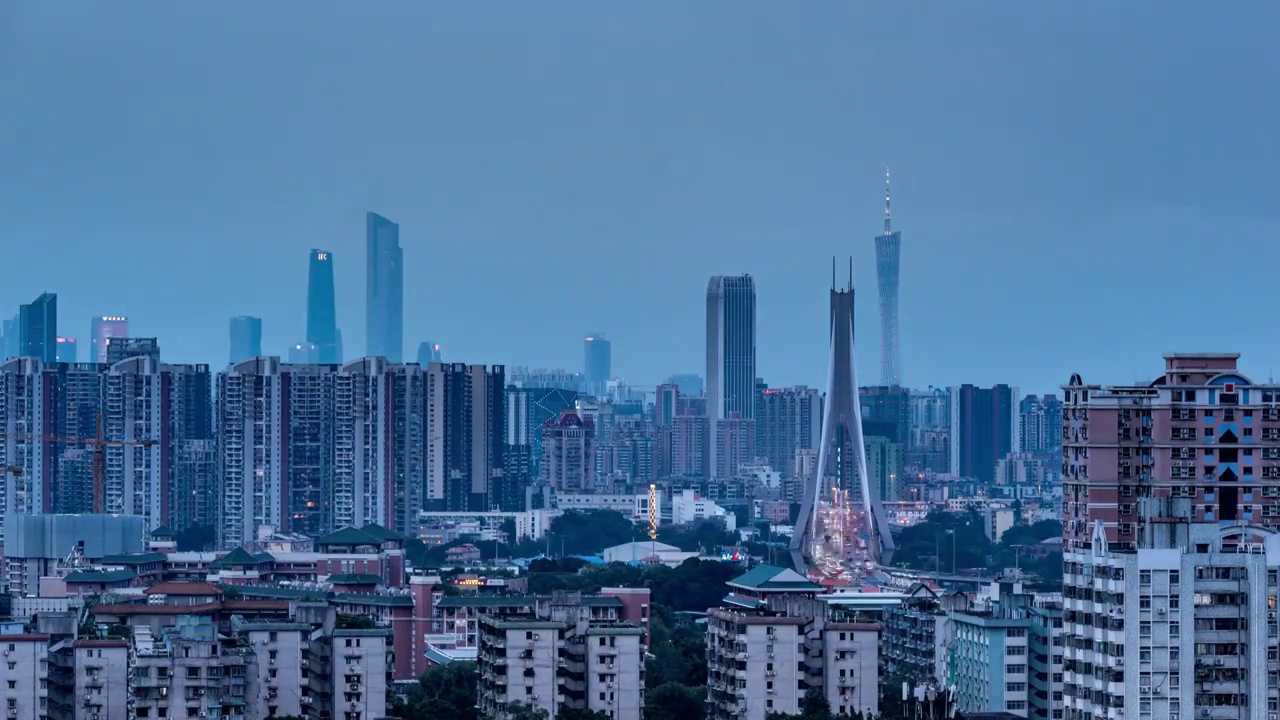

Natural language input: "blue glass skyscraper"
[229,315,263,363]
[366,212,403,362]
[19,292,56,362]
[306,249,342,364]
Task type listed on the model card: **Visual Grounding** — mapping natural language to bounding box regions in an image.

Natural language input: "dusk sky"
[4,2,1278,395]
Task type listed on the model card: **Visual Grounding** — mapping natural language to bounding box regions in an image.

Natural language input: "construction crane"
[0,413,155,514]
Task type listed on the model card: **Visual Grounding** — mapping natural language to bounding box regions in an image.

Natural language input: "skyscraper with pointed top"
[875,168,903,387]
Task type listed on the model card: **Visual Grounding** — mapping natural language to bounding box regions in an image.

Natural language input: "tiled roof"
[149,526,177,539]
[65,569,136,583]
[332,593,413,608]
[100,552,167,566]
[145,582,222,596]
[316,526,381,547]
[209,547,261,568]
[359,524,405,543]
[726,564,821,591]
[327,573,383,585]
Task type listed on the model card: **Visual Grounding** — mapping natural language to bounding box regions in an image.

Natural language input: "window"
[1006,645,1026,656]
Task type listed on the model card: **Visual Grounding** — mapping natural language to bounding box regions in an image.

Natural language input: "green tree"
[765,688,834,720]
[645,682,705,720]
[891,511,991,572]
[506,703,550,720]
[560,709,611,720]
[390,662,478,720]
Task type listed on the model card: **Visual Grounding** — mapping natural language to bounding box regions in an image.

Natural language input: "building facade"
[228,316,262,364]
[707,275,756,479]
[19,292,57,363]
[89,315,128,364]
[307,249,342,364]
[366,212,403,362]
[875,169,902,387]
[950,384,1019,485]
[425,362,506,512]
[542,410,596,493]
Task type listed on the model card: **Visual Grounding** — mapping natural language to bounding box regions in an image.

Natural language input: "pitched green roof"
[150,526,177,539]
[333,593,413,608]
[316,526,381,547]
[228,585,332,601]
[65,569,136,583]
[100,552,167,566]
[209,547,265,569]
[726,564,821,591]
[358,524,405,543]
[328,573,383,585]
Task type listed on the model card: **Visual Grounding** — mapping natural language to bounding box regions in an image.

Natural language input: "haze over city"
[6,2,1278,394]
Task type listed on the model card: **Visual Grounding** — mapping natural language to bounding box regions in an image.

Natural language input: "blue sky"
[4,2,1278,394]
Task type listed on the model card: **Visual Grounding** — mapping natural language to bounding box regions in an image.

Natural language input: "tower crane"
[0,413,156,514]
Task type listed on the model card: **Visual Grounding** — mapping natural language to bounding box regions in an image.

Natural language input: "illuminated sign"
[452,577,506,588]
[316,252,329,261]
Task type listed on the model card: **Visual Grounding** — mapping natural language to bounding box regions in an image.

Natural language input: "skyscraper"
[790,261,895,569]
[306,249,342,364]
[1,315,18,359]
[229,316,263,363]
[366,212,403,362]
[583,332,611,396]
[89,315,129,363]
[425,362,506,512]
[706,275,756,479]
[55,337,77,363]
[875,168,903,387]
[759,386,822,479]
[541,409,596,493]
[19,293,57,362]
[105,337,160,364]
[949,384,1019,484]
[417,341,442,365]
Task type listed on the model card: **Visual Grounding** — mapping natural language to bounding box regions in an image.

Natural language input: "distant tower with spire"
[875,167,903,387]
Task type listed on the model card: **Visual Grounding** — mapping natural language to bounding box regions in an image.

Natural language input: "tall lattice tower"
[875,168,903,387]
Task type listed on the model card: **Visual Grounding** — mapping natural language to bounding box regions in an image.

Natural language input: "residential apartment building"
[425,362,507,512]
[1059,352,1280,720]
[758,386,821,479]
[707,565,880,720]
[0,626,51,720]
[476,597,645,720]
[541,410,596,493]
[946,578,1062,720]
[882,582,973,683]
[713,413,755,481]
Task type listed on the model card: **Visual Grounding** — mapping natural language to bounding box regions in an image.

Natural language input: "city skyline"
[8,4,1275,395]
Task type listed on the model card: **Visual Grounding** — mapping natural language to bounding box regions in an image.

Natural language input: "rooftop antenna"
[884,166,892,234]
[832,256,837,290]
[848,257,853,291]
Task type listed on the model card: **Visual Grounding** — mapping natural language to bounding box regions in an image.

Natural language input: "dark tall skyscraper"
[19,293,57,362]
[229,316,262,363]
[417,341,442,366]
[306,249,341,364]
[583,332,611,396]
[875,168,903,387]
[426,363,506,511]
[706,275,756,479]
[89,315,129,363]
[949,383,1019,484]
[366,212,403,362]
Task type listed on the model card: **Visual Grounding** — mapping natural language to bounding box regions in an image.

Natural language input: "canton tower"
[875,168,903,387]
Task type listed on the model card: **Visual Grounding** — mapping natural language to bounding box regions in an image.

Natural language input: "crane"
[0,413,156,514]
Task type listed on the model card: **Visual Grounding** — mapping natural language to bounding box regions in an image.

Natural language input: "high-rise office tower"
[790,261,895,569]
[860,385,911,445]
[875,168,903,387]
[1060,353,1280,720]
[1018,393,1064,460]
[306,249,342,363]
[366,212,403,362]
[229,316,263,363]
[949,384,1019,484]
[713,413,755,480]
[19,292,57,362]
[55,337,77,363]
[667,374,703,398]
[89,315,129,363]
[0,316,17,359]
[706,275,756,479]
[417,341,442,365]
[584,332,611,396]
[425,362,505,512]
